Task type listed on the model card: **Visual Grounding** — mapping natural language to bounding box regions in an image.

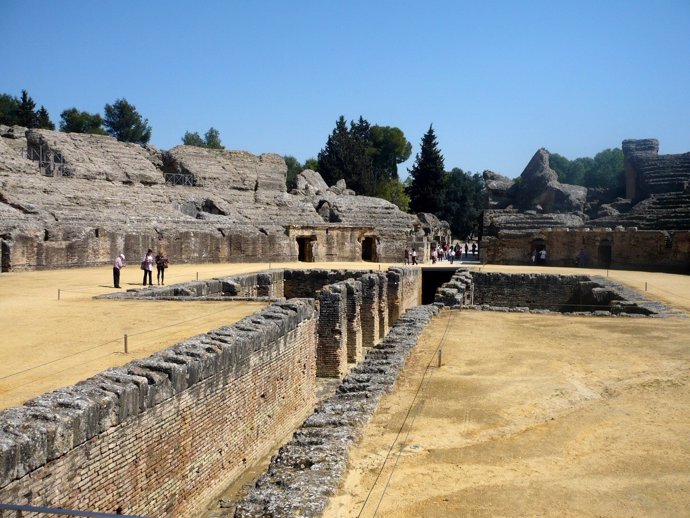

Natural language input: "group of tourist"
[112,250,169,288]
[404,241,478,265]
[403,248,419,265]
[531,248,547,264]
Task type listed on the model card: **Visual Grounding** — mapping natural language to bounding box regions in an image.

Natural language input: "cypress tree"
[407,125,445,214]
[17,90,37,127]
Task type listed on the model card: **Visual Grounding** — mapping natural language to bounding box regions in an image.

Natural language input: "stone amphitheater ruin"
[0,127,688,516]
[479,139,690,273]
[0,126,449,271]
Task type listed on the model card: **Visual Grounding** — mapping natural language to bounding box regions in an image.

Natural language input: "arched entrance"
[361,236,377,262]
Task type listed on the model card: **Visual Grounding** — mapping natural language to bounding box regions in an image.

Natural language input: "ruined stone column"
[376,272,388,339]
[344,279,363,363]
[359,273,380,347]
[386,268,403,324]
[317,284,348,378]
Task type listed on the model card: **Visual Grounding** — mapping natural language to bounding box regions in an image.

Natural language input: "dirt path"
[325,270,690,518]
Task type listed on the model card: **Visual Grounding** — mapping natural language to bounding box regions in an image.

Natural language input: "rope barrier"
[357,310,454,517]
[0,302,248,383]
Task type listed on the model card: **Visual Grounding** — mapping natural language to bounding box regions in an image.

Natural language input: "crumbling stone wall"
[359,273,381,348]
[344,279,363,363]
[234,304,440,517]
[317,284,349,378]
[0,301,317,517]
[468,271,676,315]
[480,228,690,273]
[1,129,436,270]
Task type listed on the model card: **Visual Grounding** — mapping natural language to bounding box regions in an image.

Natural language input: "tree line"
[0,89,220,149]
[549,148,625,194]
[287,118,486,239]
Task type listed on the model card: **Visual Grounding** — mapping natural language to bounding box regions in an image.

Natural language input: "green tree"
[284,155,302,187]
[303,157,318,171]
[406,125,445,214]
[550,149,623,193]
[376,177,410,212]
[35,106,54,130]
[317,116,411,197]
[181,127,224,149]
[370,125,412,182]
[438,168,486,238]
[0,93,21,126]
[59,108,106,134]
[204,127,223,149]
[317,116,356,187]
[104,98,151,144]
[182,131,205,146]
[586,148,624,189]
[17,90,37,127]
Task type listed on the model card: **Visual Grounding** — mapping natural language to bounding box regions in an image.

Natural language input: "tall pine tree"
[17,90,37,127]
[317,116,354,187]
[407,125,445,214]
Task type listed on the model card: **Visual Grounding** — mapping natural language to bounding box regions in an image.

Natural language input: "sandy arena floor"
[2,260,689,517]
[0,260,390,410]
[325,267,690,518]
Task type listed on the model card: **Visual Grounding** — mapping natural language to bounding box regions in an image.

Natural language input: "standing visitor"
[155,251,169,285]
[539,248,547,264]
[411,248,418,265]
[113,253,125,288]
[404,248,409,265]
[471,242,477,256]
[142,249,154,286]
[464,242,469,257]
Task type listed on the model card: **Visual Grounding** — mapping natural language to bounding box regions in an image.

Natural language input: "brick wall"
[0,300,317,517]
[471,272,591,310]
[316,284,349,378]
[344,279,363,363]
[359,273,381,348]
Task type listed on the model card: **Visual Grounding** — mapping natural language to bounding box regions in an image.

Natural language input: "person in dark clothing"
[155,251,169,285]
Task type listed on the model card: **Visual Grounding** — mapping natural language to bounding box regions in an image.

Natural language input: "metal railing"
[0,503,149,517]
[22,145,68,177]
[164,172,195,186]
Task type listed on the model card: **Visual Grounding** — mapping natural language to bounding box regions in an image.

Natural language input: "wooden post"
[57,288,60,301]
[645,282,648,292]
[437,348,442,368]
[196,271,199,281]
[124,334,128,354]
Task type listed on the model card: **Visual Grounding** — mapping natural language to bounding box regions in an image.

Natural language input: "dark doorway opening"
[421,267,458,304]
[297,237,315,262]
[362,236,377,262]
[531,238,546,264]
[598,240,612,268]
[1,240,10,272]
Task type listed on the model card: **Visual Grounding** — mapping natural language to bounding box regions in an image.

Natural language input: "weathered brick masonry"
[0,266,422,515]
[0,300,317,517]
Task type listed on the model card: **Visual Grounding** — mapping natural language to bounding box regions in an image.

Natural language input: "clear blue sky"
[2,0,689,178]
